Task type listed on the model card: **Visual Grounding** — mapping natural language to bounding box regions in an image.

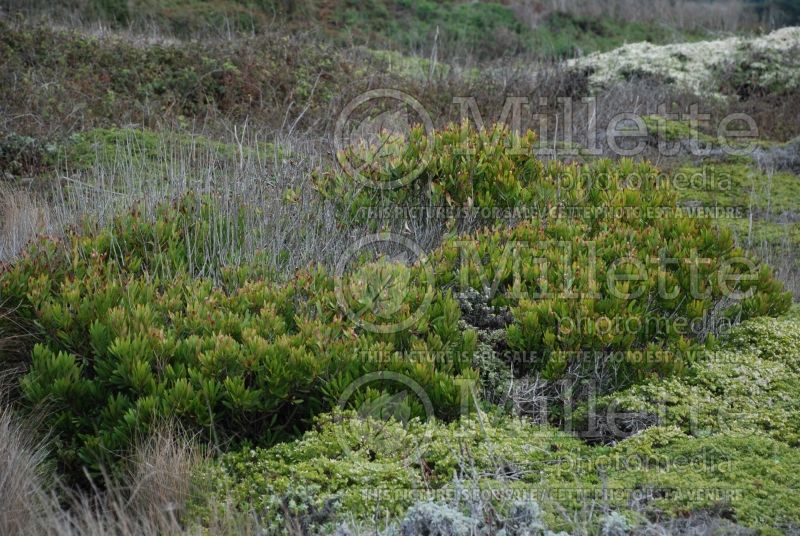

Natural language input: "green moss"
[674,162,800,215]
[63,127,274,169]
[642,115,716,143]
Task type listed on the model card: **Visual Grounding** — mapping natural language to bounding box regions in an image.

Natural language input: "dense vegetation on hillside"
[1,0,715,58]
[1,1,799,535]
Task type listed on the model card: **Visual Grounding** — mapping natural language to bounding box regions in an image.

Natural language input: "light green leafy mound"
[589,313,800,446]
[604,426,800,533]
[200,409,800,534]
[195,413,590,533]
[570,27,800,99]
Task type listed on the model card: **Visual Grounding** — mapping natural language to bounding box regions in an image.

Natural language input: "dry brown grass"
[0,184,58,261]
[0,405,54,536]
[0,394,309,535]
[0,130,355,277]
[0,402,255,536]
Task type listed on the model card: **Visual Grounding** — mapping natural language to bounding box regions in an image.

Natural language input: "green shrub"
[434,213,789,384]
[322,124,791,384]
[0,195,477,481]
[316,124,547,217]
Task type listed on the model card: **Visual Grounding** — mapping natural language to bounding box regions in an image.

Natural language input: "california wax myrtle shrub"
[432,213,789,384]
[315,124,549,225]
[0,195,477,482]
[318,122,716,226]
[324,124,790,382]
